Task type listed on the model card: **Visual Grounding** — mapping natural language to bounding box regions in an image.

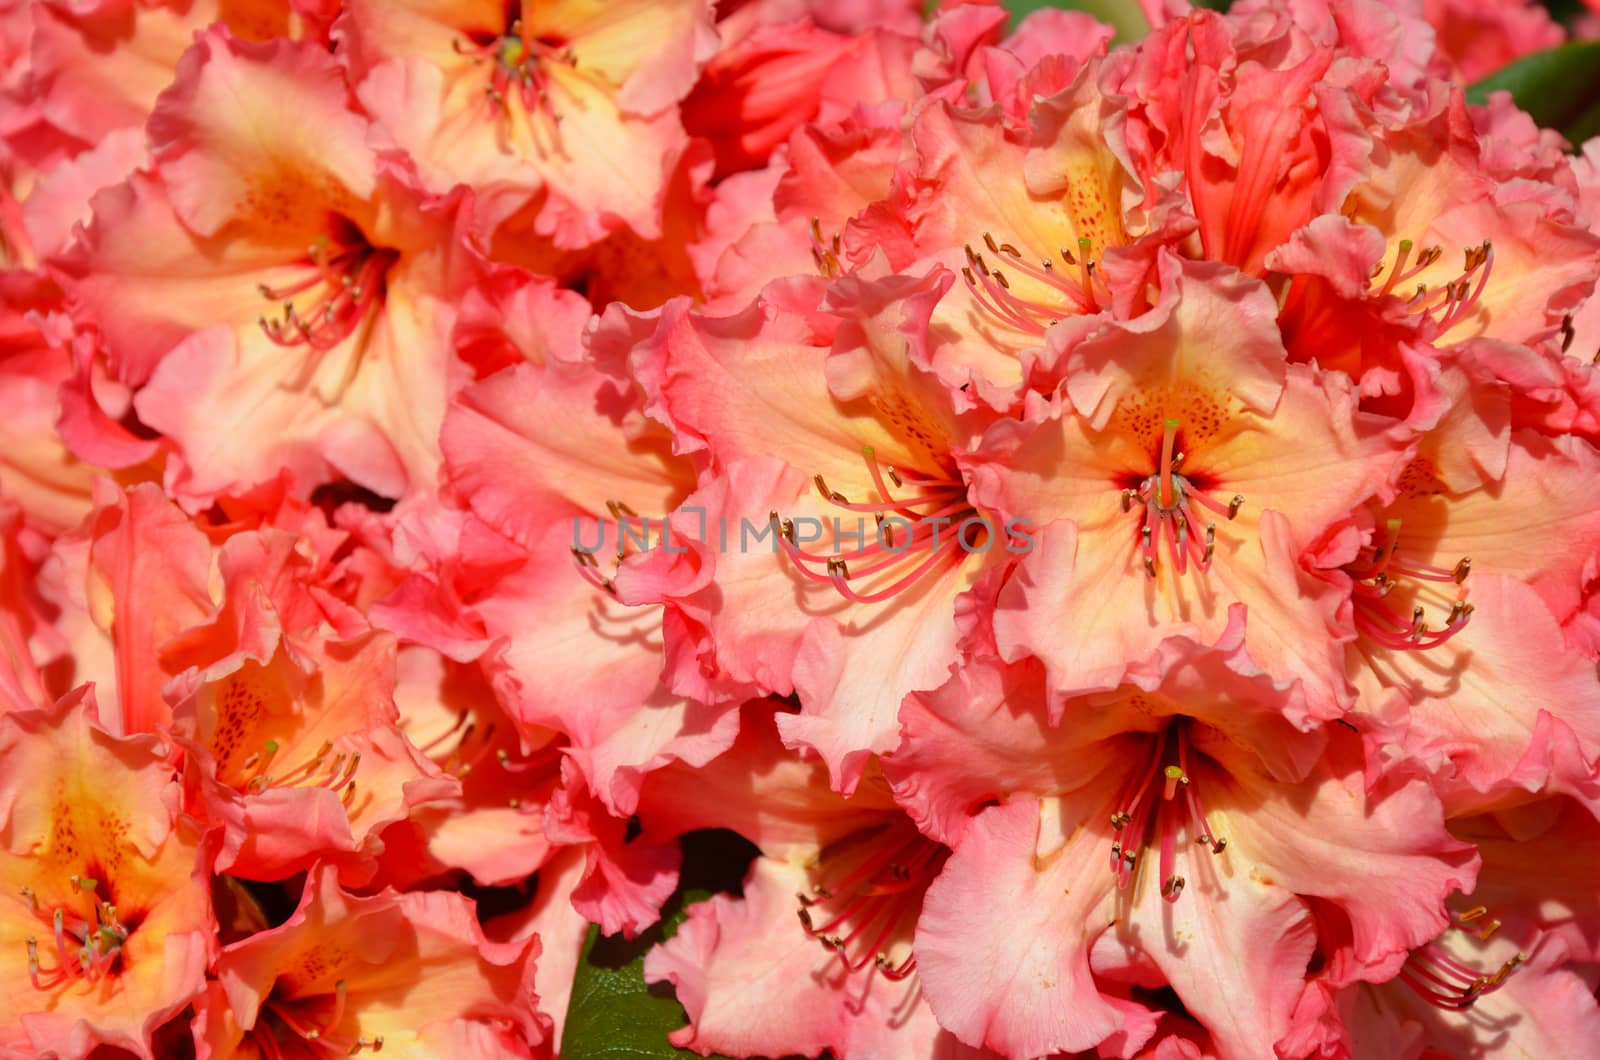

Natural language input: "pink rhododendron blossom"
[973,255,1408,719]
[1,0,1597,1056]
[198,864,548,1056]
[639,710,980,1058]
[635,270,1015,792]
[0,689,213,1059]
[340,0,718,247]
[68,30,477,501]
[892,648,1476,1058]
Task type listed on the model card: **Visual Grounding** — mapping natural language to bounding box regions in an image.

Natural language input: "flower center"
[257,222,396,353]
[411,708,504,779]
[23,875,132,990]
[1107,722,1225,904]
[454,3,577,131]
[1397,906,1523,1010]
[1119,418,1244,580]
[960,232,1105,337]
[796,822,947,980]
[773,446,987,604]
[1346,515,1473,652]
[235,738,362,808]
[258,978,388,1055]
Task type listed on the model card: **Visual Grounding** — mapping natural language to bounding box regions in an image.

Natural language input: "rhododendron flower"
[197,864,548,1057]
[1324,361,1600,813]
[638,709,972,1059]
[1305,797,1600,1056]
[69,30,474,500]
[973,255,1408,718]
[891,647,1476,1059]
[434,294,736,819]
[1115,9,1373,280]
[1271,98,1600,413]
[377,647,565,889]
[636,270,1016,791]
[340,0,718,247]
[0,689,212,1059]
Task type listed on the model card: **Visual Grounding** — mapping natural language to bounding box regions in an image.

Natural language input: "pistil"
[1120,420,1242,579]
[1107,723,1225,903]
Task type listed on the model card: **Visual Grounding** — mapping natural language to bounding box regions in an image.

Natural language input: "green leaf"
[560,888,724,1060]
[1001,0,1231,43]
[1467,41,1600,143]
[560,831,756,1060]
[1004,0,1149,41]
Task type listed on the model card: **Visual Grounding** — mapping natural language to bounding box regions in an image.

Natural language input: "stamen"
[258,233,396,355]
[1399,927,1524,1011]
[1106,722,1223,902]
[796,823,945,979]
[1348,518,1474,653]
[958,230,1104,334]
[1120,421,1236,580]
[774,449,979,606]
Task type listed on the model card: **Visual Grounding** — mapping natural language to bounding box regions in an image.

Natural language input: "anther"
[1453,557,1471,583]
[1227,495,1245,519]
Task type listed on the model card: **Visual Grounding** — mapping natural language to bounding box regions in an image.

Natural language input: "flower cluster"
[3,0,1599,1057]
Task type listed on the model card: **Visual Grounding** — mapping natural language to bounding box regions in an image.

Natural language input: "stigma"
[1107,721,1226,904]
[1121,418,1242,580]
[961,232,1106,336]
